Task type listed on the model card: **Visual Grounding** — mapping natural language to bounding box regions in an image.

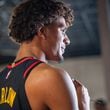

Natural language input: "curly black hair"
[8,0,74,43]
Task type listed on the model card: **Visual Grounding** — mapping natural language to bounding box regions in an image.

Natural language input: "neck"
[15,43,47,63]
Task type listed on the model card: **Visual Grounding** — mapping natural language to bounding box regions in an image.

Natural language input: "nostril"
[64,37,70,45]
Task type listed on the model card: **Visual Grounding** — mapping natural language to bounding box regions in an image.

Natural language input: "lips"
[61,47,65,54]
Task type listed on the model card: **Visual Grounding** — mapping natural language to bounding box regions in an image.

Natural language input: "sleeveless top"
[0,57,43,110]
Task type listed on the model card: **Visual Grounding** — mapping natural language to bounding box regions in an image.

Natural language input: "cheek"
[55,35,64,50]
[47,30,64,52]
[49,40,61,55]
[55,39,64,55]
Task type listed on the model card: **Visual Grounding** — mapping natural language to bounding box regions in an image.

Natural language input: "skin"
[14,17,90,110]
[73,80,90,110]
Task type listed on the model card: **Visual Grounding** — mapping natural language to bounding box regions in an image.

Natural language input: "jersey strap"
[18,58,43,110]
[23,60,42,78]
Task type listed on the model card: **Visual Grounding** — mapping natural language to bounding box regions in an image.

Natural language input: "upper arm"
[41,68,79,110]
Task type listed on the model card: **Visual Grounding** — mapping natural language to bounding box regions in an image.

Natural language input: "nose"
[63,35,70,45]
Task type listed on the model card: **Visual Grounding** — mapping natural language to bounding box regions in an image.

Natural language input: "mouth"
[61,47,65,54]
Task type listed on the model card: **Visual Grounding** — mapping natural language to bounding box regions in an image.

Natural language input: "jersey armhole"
[18,59,43,110]
[23,60,43,79]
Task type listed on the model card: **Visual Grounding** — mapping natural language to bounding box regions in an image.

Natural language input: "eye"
[61,29,67,36]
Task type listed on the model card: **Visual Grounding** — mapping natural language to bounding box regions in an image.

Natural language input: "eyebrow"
[58,23,67,30]
[61,26,68,31]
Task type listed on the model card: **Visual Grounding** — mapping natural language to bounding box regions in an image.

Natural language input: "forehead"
[48,17,67,28]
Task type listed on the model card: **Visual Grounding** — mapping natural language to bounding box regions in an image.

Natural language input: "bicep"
[42,70,79,110]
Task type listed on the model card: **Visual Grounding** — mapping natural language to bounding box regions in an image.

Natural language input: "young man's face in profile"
[41,16,70,62]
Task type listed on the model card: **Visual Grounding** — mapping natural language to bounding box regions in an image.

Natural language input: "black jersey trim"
[18,59,43,110]
[7,57,34,69]
[23,60,43,78]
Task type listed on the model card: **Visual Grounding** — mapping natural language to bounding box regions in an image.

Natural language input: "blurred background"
[0,0,110,109]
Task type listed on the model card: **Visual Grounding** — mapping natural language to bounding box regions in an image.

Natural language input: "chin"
[54,54,64,63]
[47,54,64,63]
[58,55,64,63]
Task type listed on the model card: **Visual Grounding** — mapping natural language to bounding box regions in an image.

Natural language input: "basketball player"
[0,0,90,110]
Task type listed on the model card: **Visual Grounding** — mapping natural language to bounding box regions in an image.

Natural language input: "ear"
[37,26,48,40]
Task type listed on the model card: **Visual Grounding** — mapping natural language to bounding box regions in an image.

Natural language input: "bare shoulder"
[25,63,79,110]
[26,62,73,91]
[28,62,70,82]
